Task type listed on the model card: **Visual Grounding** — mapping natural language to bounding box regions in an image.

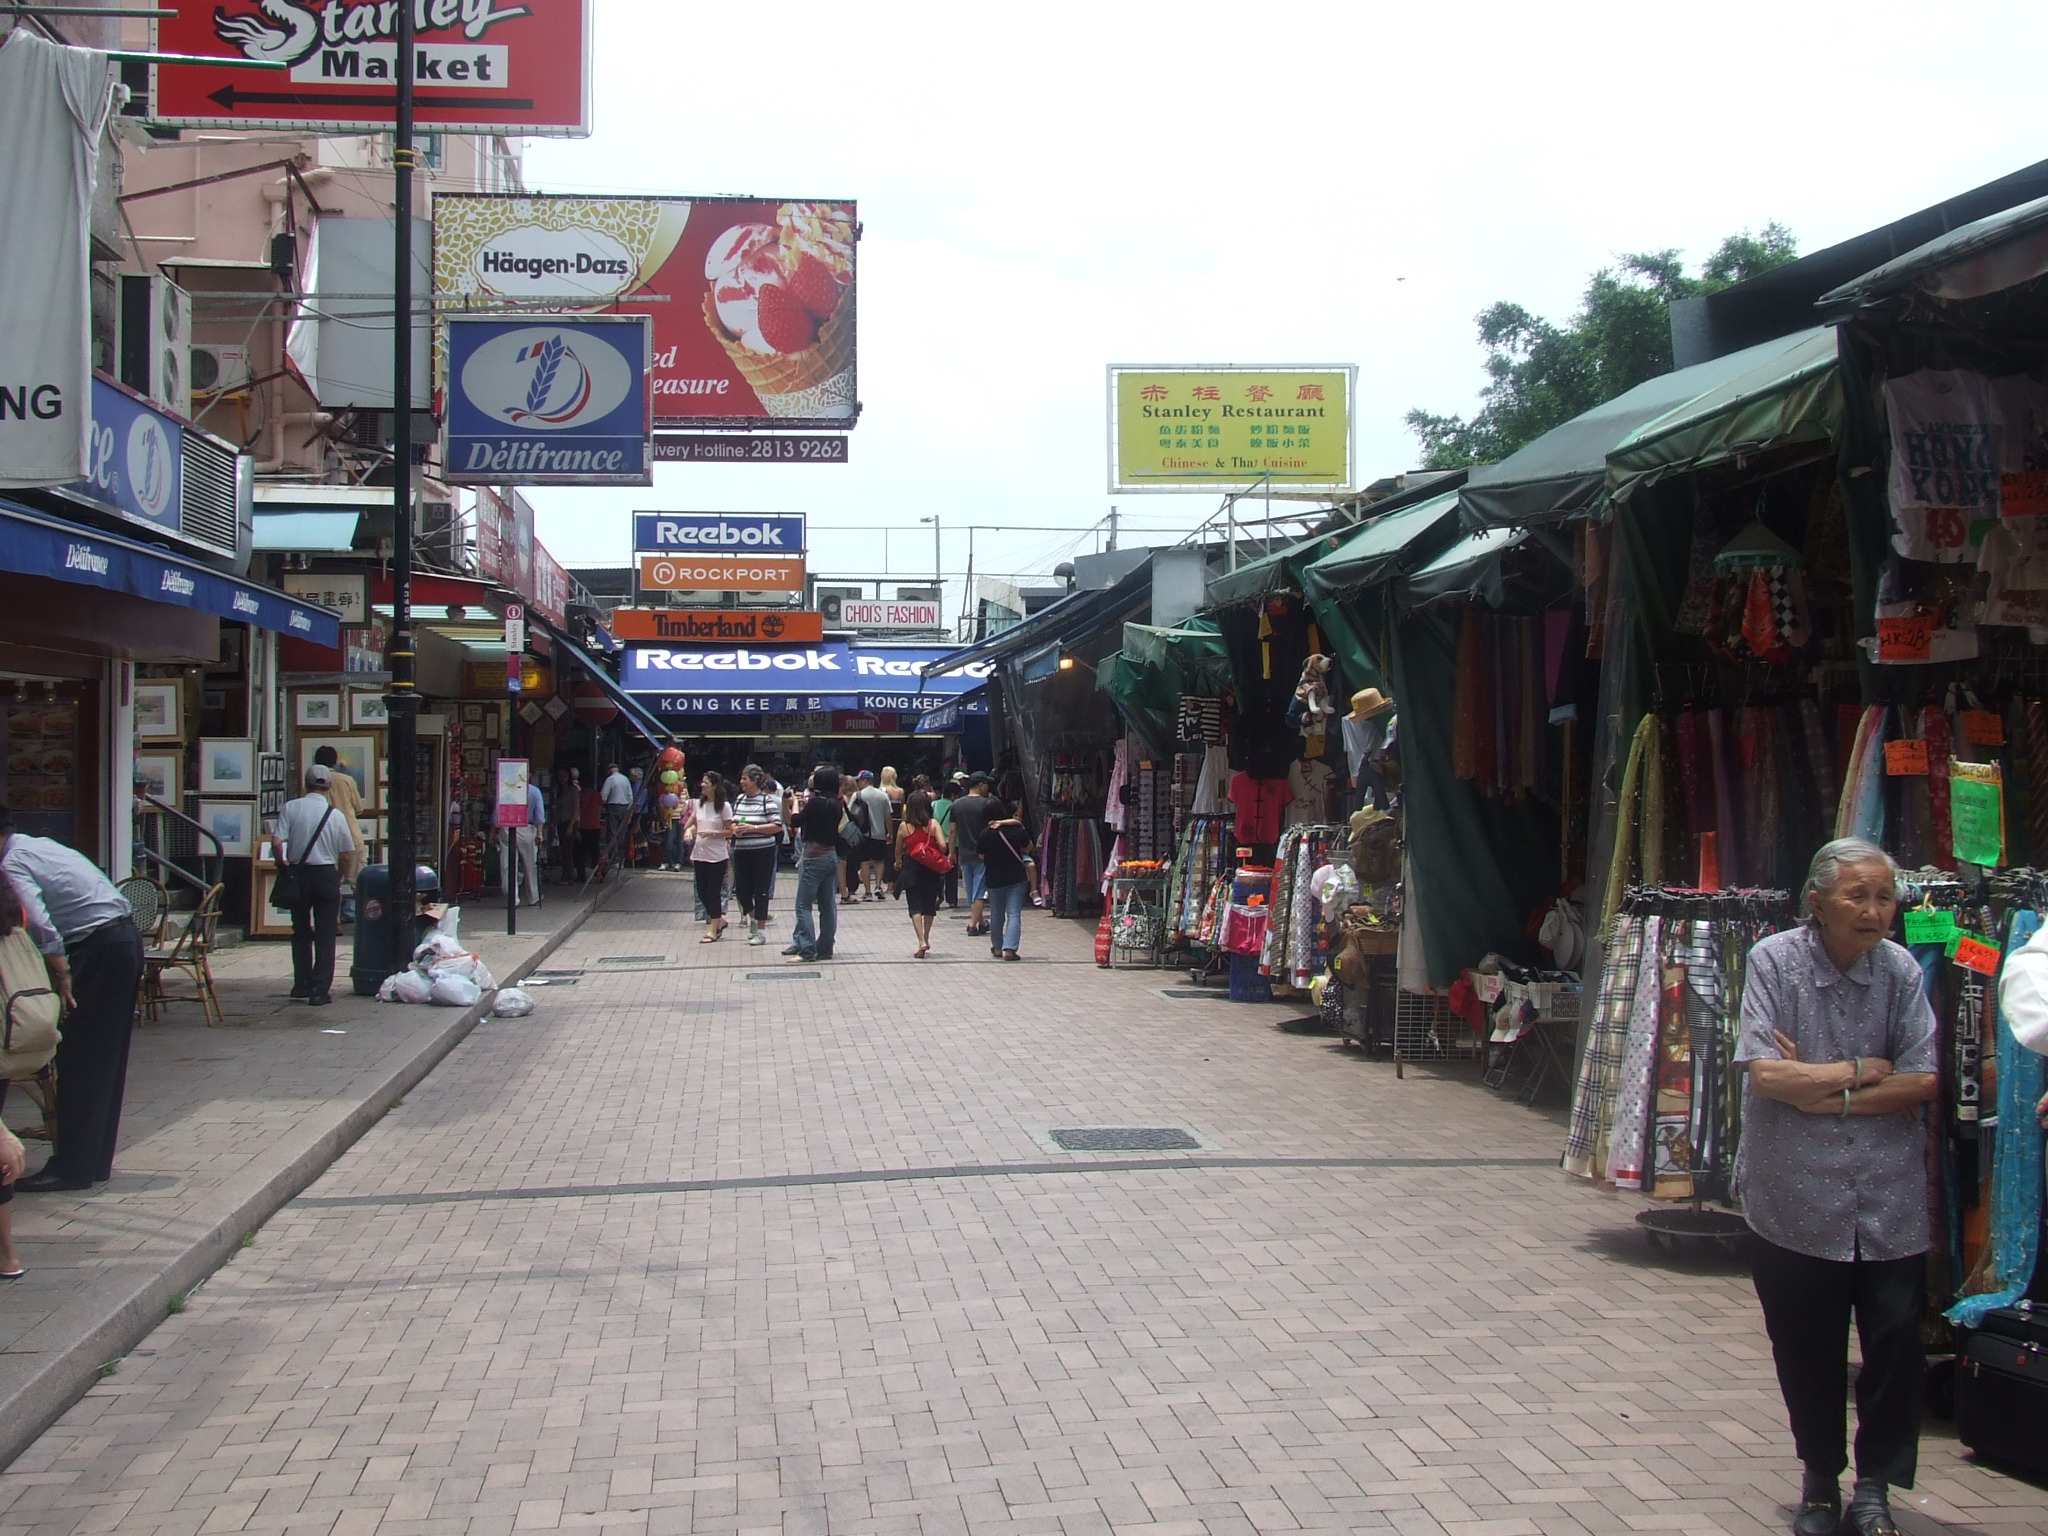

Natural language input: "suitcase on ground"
[1957,1302,2048,1474]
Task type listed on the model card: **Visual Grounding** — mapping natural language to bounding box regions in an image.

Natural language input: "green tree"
[1407,223,1797,470]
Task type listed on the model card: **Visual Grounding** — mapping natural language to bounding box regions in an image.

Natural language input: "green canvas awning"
[1604,327,1840,503]
[1819,191,2048,309]
[1459,330,1829,531]
[1301,489,1464,600]
[1120,617,1231,690]
[1204,529,1352,608]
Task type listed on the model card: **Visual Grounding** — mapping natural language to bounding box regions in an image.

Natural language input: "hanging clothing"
[1227,771,1288,846]
[1189,745,1232,816]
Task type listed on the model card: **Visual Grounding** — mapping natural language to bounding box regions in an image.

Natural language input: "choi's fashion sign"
[1108,366,1355,493]
[443,315,651,485]
[433,194,857,428]
[151,0,591,133]
[632,512,807,553]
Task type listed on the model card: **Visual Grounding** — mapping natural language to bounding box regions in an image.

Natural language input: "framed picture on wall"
[249,866,292,938]
[461,703,483,722]
[258,753,287,819]
[295,693,342,729]
[197,738,256,793]
[298,734,376,802]
[349,691,390,728]
[196,797,257,857]
[133,751,182,804]
[133,681,182,741]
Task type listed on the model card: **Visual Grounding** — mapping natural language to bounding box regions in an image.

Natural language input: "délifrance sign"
[442,314,652,486]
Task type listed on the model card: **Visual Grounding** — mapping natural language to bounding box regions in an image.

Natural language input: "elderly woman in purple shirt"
[1735,838,1939,1536]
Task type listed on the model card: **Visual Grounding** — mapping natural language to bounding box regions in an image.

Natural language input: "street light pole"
[384,0,420,946]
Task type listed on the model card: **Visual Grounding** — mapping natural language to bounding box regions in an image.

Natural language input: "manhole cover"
[1049,1127,1202,1152]
[749,970,820,980]
[1158,989,1230,1001]
[594,955,664,966]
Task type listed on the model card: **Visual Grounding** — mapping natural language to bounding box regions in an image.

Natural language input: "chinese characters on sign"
[1109,368,1353,493]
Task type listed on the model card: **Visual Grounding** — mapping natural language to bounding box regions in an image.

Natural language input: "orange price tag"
[1884,739,1930,776]
[2002,470,2048,521]
[1876,614,1933,662]
[1952,935,2002,975]
[1961,709,2007,747]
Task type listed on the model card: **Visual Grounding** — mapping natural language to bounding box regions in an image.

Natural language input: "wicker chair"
[143,882,226,1026]
[116,876,170,945]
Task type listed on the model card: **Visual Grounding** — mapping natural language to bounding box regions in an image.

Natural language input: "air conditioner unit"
[895,586,940,602]
[118,273,191,414]
[816,586,864,624]
[190,343,251,397]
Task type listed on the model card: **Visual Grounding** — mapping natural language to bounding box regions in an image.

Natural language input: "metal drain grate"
[594,955,665,966]
[1157,988,1230,1001]
[748,970,819,980]
[1049,1126,1202,1152]
[530,968,584,978]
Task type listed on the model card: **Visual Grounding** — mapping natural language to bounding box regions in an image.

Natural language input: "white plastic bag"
[427,952,499,991]
[412,932,463,969]
[436,906,463,946]
[379,968,432,1004]
[429,974,481,1008]
[492,987,535,1018]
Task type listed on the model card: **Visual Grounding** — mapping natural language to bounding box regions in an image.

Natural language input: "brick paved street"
[1,873,2043,1536]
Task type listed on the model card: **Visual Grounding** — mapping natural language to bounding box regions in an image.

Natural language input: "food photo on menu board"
[433,195,856,425]
[1,699,79,843]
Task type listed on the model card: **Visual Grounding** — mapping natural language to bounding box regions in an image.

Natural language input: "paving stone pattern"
[2,874,2043,1535]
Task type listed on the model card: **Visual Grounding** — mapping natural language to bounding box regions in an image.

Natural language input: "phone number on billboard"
[654,435,849,464]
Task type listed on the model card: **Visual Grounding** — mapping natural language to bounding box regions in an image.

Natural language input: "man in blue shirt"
[519,775,545,907]
[0,807,145,1192]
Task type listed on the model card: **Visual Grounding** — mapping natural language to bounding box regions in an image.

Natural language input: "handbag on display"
[270,805,336,909]
[0,922,60,1078]
[905,826,954,874]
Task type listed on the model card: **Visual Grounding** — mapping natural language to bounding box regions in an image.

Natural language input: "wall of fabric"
[1390,604,1561,986]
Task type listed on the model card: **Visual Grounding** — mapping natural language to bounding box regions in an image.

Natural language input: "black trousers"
[693,858,728,920]
[730,846,775,924]
[1750,1234,1926,1487]
[49,916,145,1183]
[287,864,343,999]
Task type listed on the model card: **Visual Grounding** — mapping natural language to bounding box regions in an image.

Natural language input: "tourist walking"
[974,792,1033,961]
[688,771,733,943]
[950,772,995,935]
[933,775,960,908]
[785,765,846,964]
[851,769,893,901]
[599,761,634,859]
[275,766,354,1005]
[1736,838,1938,1536]
[0,806,146,1191]
[895,790,948,958]
[730,764,781,946]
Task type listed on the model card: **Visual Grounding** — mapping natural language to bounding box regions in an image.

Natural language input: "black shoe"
[288,986,311,1000]
[15,1166,91,1193]
[781,945,803,956]
[814,950,833,961]
[1843,1482,1898,1536]
[1794,1471,1841,1536]
[308,993,332,1007]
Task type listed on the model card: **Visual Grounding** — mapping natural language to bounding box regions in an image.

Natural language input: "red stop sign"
[572,679,618,726]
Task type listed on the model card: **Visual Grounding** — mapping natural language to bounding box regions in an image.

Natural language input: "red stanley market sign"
[151,0,591,134]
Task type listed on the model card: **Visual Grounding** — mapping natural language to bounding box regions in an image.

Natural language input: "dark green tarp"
[1389,605,1560,986]
[1819,191,2048,311]
[1459,331,1829,531]
[1099,618,1230,755]
[1204,528,1354,609]
[1300,489,1464,600]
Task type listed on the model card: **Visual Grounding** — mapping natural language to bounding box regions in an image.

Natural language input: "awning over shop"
[1204,529,1353,608]
[625,641,994,719]
[1604,328,1841,502]
[920,561,1154,678]
[0,498,340,645]
[531,613,668,746]
[1401,525,1530,609]
[1119,619,1232,692]
[1459,332,1818,531]
[1301,489,1464,600]
[252,510,360,553]
[915,681,991,734]
[1819,192,2048,309]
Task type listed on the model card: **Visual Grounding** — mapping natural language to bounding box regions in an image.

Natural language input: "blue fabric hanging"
[1948,908,2047,1327]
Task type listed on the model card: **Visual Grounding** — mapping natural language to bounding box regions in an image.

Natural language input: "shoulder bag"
[905,825,954,875]
[835,802,865,858]
[0,922,60,1078]
[270,805,336,909]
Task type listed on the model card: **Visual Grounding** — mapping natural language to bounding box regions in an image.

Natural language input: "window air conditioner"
[190,343,252,397]
[118,272,191,415]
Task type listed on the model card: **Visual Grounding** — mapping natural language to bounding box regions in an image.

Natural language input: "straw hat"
[1348,688,1394,721]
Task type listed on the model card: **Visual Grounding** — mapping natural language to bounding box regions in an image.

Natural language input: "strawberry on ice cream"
[701,202,857,419]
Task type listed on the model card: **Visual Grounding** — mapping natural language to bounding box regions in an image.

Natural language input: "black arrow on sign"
[206,83,534,111]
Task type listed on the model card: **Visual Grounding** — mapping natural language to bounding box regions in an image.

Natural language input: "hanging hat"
[1348,688,1394,721]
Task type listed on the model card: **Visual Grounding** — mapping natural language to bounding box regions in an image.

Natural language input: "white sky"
[521,0,2048,626]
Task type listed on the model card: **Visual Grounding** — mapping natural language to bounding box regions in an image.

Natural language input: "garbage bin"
[350,863,441,996]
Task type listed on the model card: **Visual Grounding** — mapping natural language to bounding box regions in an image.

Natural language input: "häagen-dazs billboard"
[434,195,857,430]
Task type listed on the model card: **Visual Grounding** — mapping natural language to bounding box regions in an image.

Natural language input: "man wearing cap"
[276,765,356,1006]
[0,805,145,1192]
[850,770,893,901]
[949,773,996,935]
[1342,688,1397,812]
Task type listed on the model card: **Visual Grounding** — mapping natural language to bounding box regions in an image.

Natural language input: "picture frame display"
[133,681,183,742]
[195,797,257,857]
[294,692,343,729]
[197,737,256,794]
[133,750,182,804]
[249,865,293,938]
[298,734,377,806]
[349,690,390,728]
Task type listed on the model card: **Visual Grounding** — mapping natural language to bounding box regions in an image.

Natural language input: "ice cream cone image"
[702,202,857,420]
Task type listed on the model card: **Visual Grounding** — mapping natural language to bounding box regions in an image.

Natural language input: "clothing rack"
[1617,886,1794,921]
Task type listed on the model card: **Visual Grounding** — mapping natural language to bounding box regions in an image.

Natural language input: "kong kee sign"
[621,642,992,716]
[152,0,592,134]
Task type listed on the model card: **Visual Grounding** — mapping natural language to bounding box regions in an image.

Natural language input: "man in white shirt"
[519,776,545,907]
[599,761,634,859]
[274,766,355,1005]
[0,805,143,1192]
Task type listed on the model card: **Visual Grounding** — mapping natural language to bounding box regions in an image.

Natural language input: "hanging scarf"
[1925,704,1956,873]
[1599,715,1666,936]
[1802,699,1837,832]
[1453,610,1485,781]
[1606,916,1666,1190]
[1707,708,1740,888]
[2026,698,2048,865]
[1564,913,1645,1177]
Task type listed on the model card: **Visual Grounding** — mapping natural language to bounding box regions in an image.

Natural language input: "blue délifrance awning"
[0,498,340,645]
